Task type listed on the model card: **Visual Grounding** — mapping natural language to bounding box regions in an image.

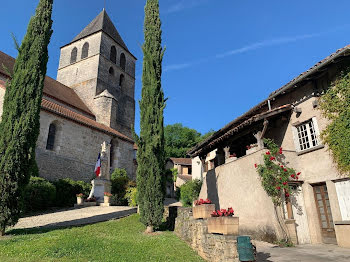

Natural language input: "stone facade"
[0,10,137,182]
[57,14,136,139]
[175,207,239,262]
[35,110,135,182]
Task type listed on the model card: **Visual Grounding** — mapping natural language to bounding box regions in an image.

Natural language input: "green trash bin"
[237,236,256,261]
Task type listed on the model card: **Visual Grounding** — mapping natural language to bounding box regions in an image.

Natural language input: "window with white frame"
[293,117,320,152]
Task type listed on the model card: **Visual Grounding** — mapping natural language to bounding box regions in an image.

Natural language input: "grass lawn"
[0,214,204,262]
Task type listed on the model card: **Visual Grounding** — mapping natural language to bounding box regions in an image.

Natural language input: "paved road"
[256,241,350,262]
[12,206,137,230]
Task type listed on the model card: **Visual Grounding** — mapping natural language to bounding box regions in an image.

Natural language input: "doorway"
[313,184,336,244]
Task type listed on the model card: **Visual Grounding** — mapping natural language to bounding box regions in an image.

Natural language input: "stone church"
[0,10,137,181]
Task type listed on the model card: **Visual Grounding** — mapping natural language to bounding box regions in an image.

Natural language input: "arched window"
[110,140,114,165]
[109,67,114,76]
[70,47,77,64]
[110,46,117,64]
[119,74,125,87]
[120,53,126,71]
[46,123,56,150]
[81,42,89,59]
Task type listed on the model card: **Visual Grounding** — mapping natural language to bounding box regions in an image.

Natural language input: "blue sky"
[1,0,350,135]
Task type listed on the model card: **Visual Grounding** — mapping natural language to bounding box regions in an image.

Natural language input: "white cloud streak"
[164,63,191,72]
[164,25,350,72]
[215,33,320,58]
[163,0,208,14]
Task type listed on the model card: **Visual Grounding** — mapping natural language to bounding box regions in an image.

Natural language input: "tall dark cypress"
[136,0,166,232]
[0,0,53,235]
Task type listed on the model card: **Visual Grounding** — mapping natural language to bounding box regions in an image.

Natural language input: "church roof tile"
[0,50,94,117]
[0,51,134,144]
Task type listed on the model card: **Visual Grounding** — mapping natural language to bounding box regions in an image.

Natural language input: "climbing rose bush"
[255,138,301,205]
[211,207,234,217]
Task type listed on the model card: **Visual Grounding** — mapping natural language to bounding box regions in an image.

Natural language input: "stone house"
[165,158,192,197]
[0,10,137,181]
[188,45,350,247]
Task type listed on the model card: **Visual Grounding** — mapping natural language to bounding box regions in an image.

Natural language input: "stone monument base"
[89,179,112,203]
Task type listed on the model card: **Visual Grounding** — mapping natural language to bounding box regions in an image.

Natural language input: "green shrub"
[111,168,128,179]
[179,179,202,207]
[125,187,138,207]
[110,168,131,206]
[54,178,91,207]
[22,177,56,213]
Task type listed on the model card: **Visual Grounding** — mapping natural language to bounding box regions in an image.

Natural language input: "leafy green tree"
[164,123,215,158]
[164,123,201,158]
[0,0,53,235]
[136,0,166,232]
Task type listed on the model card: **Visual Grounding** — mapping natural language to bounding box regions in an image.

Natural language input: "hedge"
[22,177,56,213]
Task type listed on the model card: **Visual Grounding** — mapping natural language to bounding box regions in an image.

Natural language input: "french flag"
[94,153,101,177]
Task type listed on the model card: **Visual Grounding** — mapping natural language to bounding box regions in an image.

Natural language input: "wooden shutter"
[291,126,300,152]
[335,180,350,220]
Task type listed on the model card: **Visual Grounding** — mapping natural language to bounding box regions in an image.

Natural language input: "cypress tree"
[136,0,166,232]
[0,0,53,235]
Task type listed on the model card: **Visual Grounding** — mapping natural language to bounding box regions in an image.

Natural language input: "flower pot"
[77,197,83,205]
[104,196,110,204]
[208,216,239,235]
[193,204,215,219]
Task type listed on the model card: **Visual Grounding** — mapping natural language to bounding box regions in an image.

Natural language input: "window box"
[207,216,239,235]
[192,204,215,219]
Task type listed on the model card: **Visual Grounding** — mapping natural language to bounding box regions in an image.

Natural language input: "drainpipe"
[268,99,272,111]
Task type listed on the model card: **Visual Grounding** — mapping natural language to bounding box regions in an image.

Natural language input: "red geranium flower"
[283,182,287,185]
[297,172,301,176]
[284,169,288,172]
[285,193,290,198]
[270,156,276,161]
[279,147,283,154]
[254,164,258,168]
[291,174,295,178]
[276,186,281,190]
[266,151,271,155]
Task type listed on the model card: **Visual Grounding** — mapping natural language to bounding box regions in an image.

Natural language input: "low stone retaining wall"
[175,207,239,262]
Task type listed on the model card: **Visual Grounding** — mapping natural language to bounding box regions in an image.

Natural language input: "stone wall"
[36,111,135,181]
[175,207,239,262]
[199,150,284,243]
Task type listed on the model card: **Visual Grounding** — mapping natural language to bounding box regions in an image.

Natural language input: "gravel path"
[12,206,137,230]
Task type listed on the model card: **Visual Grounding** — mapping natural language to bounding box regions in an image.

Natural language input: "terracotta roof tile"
[0,55,133,144]
[169,158,192,166]
[41,99,133,143]
[0,50,94,117]
[177,174,192,181]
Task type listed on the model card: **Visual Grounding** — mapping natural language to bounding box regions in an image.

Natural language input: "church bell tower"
[57,10,136,138]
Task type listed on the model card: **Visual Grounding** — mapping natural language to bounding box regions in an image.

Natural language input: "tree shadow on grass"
[6,208,137,236]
